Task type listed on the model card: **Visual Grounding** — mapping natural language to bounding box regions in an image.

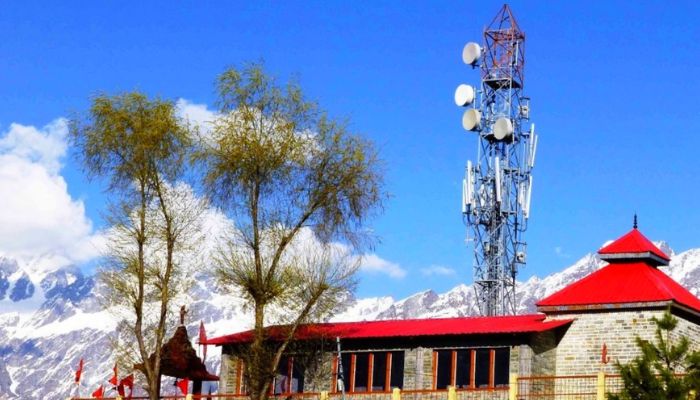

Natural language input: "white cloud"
[420,264,456,277]
[176,98,217,138]
[0,119,67,174]
[0,119,101,270]
[360,254,407,278]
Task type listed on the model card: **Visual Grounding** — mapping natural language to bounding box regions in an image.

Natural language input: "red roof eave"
[536,262,700,314]
[203,314,573,346]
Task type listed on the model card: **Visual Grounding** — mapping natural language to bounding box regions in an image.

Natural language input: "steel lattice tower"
[455,5,538,316]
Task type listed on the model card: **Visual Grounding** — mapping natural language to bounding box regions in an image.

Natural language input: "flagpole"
[336,337,345,400]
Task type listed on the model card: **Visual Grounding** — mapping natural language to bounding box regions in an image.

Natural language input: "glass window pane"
[340,353,351,393]
[474,349,490,388]
[372,353,387,391]
[435,350,452,390]
[291,357,305,393]
[354,353,369,392]
[274,356,290,394]
[494,348,509,387]
[390,351,404,389]
[455,350,471,389]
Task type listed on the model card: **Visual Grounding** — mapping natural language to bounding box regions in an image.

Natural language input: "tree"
[195,63,385,400]
[70,92,203,400]
[609,310,700,400]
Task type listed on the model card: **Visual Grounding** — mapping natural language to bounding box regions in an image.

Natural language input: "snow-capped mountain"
[1,241,698,399]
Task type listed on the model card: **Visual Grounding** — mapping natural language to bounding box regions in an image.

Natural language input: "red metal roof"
[598,228,670,262]
[536,262,700,313]
[204,314,572,345]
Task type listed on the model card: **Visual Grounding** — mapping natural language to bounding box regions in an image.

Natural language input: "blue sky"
[2,1,700,299]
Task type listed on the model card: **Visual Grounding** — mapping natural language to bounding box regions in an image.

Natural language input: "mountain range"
[1,240,698,399]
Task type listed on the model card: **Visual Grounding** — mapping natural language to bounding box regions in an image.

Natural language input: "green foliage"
[70,92,200,400]
[608,310,700,400]
[195,62,386,400]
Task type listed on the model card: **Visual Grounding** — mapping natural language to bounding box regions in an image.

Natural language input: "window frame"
[432,347,510,391]
[272,356,305,395]
[334,351,403,393]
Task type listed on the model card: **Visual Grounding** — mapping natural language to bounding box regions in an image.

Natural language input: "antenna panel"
[494,157,502,203]
[462,178,468,213]
[524,176,533,219]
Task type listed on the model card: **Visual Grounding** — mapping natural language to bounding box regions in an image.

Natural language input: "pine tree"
[609,310,698,400]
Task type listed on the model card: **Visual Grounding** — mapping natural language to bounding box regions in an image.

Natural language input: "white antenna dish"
[493,117,513,140]
[462,109,481,131]
[462,42,482,65]
[454,84,476,107]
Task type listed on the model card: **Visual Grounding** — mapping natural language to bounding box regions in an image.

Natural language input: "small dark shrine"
[136,306,218,395]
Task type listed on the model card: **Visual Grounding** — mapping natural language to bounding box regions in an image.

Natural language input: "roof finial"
[633,213,638,229]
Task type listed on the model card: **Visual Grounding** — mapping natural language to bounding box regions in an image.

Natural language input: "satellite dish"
[462,42,482,65]
[493,117,513,140]
[462,109,481,131]
[454,84,475,107]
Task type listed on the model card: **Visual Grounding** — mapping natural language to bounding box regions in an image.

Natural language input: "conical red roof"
[537,228,700,314]
[598,228,670,265]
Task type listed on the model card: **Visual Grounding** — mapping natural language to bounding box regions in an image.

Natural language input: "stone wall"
[219,348,239,394]
[547,309,665,375]
[529,331,558,376]
[673,314,700,352]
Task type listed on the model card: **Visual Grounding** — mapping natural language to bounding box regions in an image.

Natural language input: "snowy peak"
[9,273,34,302]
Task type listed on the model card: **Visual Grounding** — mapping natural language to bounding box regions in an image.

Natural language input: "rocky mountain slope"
[1,241,697,399]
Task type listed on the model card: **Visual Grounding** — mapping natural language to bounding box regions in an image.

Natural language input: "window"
[455,350,471,389]
[494,348,509,387]
[372,352,387,391]
[335,351,405,393]
[273,356,304,395]
[432,347,510,390]
[389,351,404,389]
[354,353,369,392]
[435,350,452,389]
[474,349,490,388]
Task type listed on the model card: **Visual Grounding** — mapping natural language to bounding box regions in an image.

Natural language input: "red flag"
[120,374,134,389]
[176,378,190,395]
[119,373,135,399]
[199,320,208,361]
[74,358,84,383]
[109,363,118,386]
[91,385,104,398]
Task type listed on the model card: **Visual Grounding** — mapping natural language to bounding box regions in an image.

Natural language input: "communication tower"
[455,5,538,316]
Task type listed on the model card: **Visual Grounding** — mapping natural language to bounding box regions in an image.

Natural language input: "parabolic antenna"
[462,109,481,131]
[493,117,513,140]
[462,42,482,65]
[454,84,475,106]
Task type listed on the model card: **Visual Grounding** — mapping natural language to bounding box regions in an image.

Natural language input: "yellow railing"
[65,374,637,400]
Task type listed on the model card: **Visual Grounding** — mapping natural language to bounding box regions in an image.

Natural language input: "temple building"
[204,227,700,396]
